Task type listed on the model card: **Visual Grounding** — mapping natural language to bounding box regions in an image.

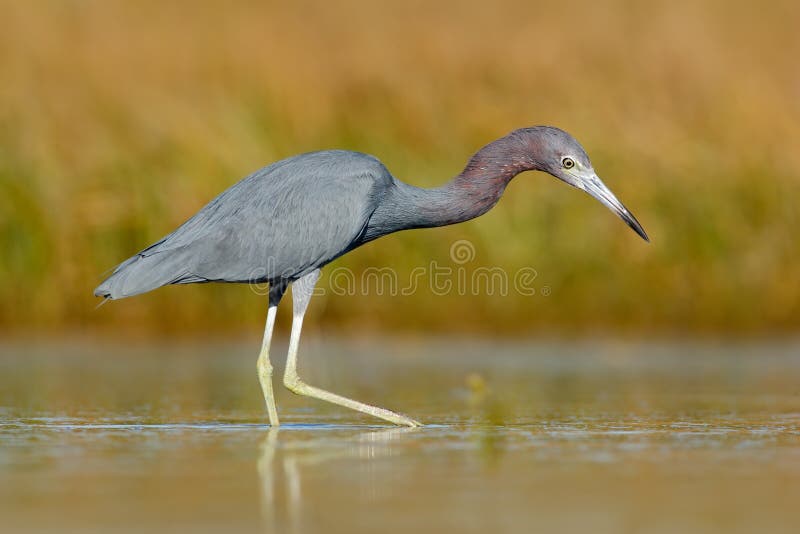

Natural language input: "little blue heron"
[95,126,648,427]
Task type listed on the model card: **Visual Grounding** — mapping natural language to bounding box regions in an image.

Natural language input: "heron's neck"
[361,135,539,241]
[401,137,535,228]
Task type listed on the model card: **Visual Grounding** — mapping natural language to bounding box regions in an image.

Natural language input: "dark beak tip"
[625,218,649,243]
[619,209,648,242]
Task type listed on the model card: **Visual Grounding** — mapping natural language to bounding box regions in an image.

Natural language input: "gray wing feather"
[95,151,393,299]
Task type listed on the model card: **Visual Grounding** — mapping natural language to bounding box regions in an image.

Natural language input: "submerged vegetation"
[0,1,798,336]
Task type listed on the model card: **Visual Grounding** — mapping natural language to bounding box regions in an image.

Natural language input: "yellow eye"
[562,157,575,170]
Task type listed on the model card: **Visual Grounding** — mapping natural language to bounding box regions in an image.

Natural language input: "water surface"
[1,338,799,533]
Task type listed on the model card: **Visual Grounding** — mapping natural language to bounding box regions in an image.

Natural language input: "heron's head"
[513,126,649,242]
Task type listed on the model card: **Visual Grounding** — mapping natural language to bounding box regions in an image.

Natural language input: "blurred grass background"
[0,0,797,337]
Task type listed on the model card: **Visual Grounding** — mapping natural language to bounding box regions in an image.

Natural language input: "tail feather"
[94,249,199,300]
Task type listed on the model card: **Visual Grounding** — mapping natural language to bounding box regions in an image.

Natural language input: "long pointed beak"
[583,174,649,242]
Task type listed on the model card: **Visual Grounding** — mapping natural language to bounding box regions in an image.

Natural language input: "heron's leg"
[257,280,288,426]
[283,270,421,427]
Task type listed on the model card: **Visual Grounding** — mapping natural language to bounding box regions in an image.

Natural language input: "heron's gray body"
[95,144,516,300]
[96,151,408,299]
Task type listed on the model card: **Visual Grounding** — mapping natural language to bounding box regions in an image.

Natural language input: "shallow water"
[1,338,799,533]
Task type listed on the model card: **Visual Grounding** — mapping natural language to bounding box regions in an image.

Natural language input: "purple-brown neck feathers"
[440,132,541,221]
[367,128,558,236]
[458,132,539,185]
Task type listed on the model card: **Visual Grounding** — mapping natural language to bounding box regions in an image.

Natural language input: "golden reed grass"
[0,1,798,336]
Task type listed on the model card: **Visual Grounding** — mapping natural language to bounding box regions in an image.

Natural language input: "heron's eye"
[562,157,575,170]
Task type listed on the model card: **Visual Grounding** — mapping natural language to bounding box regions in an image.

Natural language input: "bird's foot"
[381,411,422,428]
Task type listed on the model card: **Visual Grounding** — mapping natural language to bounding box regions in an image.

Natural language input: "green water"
[1,338,799,533]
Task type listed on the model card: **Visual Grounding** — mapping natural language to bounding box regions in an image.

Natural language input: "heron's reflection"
[257,425,418,533]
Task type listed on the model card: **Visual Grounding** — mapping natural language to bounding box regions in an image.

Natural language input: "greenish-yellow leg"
[282,270,422,427]
[257,281,287,426]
